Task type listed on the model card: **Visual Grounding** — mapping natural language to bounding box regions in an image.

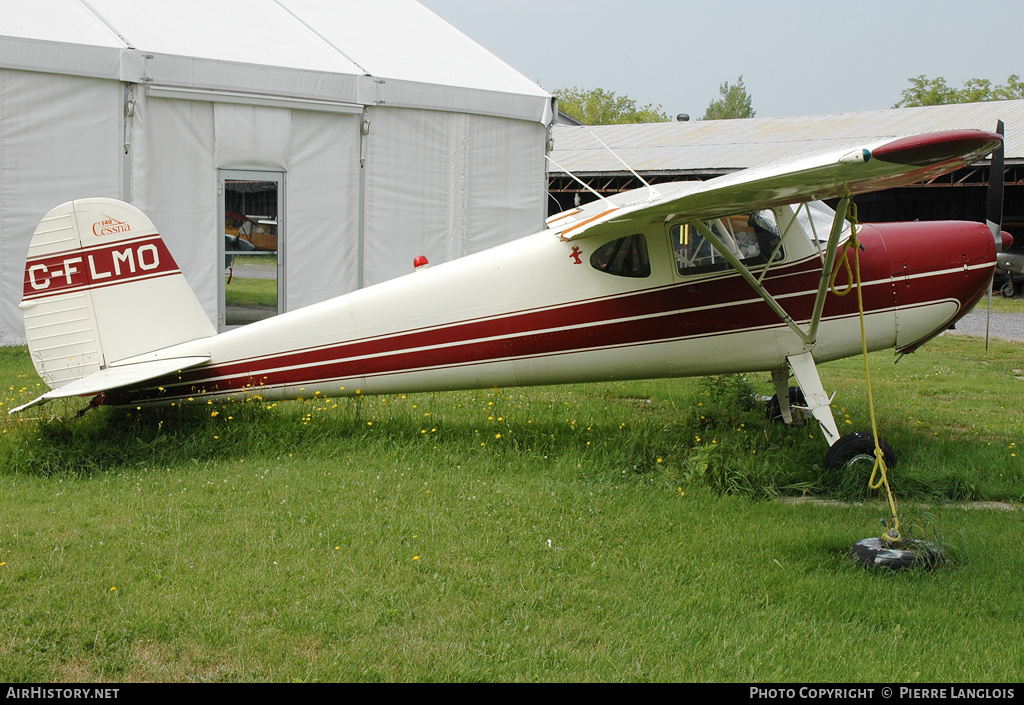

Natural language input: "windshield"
[797,201,850,242]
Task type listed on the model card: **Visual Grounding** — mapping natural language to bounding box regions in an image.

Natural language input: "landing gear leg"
[770,368,794,424]
[786,351,840,447]
[786,351,897,470]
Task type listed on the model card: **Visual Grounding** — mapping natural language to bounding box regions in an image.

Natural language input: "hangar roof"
[549,100,1024,176]
[0,0,553,123]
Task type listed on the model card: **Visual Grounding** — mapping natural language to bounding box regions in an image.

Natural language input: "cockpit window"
[671,210,783,275]
[590,234,650,278]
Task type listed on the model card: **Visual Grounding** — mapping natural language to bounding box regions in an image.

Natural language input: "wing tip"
[871,129,1002,167]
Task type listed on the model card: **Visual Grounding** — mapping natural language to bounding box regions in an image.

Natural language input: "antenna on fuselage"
[545,155,617,209]
[588,131,663,202]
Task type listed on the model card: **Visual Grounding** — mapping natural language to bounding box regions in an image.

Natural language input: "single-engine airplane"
[13,129,1012,469]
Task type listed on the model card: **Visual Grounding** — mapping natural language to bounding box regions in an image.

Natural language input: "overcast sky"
[420,0,1022,119]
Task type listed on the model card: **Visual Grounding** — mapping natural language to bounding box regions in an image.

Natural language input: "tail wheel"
[824,431,896,471]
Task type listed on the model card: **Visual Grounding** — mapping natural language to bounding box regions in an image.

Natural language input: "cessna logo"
[92,216,132,237]
[23,237,176,299]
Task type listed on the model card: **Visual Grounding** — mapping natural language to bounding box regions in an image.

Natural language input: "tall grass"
[0,333,1022,682]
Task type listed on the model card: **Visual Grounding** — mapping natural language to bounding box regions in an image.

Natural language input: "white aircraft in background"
[13,129,1009,470]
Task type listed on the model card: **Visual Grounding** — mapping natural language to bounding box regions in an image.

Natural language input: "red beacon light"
[414,255,430,270]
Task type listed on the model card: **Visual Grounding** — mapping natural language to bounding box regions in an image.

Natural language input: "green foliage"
[1,336,1024,680]
[894,74,1024,107]
[702,75,756,120]
[553,86,669,125]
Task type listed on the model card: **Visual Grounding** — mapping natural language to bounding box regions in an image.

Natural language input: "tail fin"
[19,198,216,393]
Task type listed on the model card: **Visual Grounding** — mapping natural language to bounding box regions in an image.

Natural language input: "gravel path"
[943,307,1024,342]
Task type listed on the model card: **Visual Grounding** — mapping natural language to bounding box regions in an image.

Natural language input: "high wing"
[550,130,1002,241]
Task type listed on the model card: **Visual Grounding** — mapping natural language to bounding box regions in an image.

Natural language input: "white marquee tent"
[0,0,554,342]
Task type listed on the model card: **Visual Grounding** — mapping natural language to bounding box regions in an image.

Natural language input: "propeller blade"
[985,120,1005,352]
[986,120,1005,251]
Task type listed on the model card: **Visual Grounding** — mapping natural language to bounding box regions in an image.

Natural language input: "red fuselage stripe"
[108,225,993,404]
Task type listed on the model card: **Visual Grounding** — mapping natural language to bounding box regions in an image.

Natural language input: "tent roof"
[0,0,553,123]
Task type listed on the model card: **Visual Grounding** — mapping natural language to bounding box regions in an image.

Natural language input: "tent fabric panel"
[157,58,362,106]
[0,70,123,345]
[370,78,554,125]
[284,111,363,308]
[464,117,549,255]
[0,37,122,81]
[362,107,459,287]
[214,103,292,172]
[361,107,547,288]
[129,94,219,326]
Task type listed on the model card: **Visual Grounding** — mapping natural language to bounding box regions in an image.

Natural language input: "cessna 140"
[13,129,1011,469]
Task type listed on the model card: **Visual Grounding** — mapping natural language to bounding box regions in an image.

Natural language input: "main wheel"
[765,386,806,423]
[824,431,896,471]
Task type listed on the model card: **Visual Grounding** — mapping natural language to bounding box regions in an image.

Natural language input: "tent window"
[221,172,284,328]
[590,234,651,278]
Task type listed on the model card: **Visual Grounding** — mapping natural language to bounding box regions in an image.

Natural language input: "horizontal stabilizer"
[9,356,211,414]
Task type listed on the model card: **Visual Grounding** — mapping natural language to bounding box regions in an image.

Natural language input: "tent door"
[218,170,286,330]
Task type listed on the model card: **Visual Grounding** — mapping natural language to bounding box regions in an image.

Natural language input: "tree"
[702,76,755,120]
[894,74,1024,107]
[553,87,669,125]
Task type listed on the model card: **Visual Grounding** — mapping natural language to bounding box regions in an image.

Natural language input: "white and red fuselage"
[88,208,996,408]
[15,129,1006,446]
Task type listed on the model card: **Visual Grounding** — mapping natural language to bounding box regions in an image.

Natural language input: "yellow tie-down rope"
[828,202,902,543]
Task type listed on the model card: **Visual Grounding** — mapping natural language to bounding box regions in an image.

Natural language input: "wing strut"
[806,197,851,343]
[685,196,853,347]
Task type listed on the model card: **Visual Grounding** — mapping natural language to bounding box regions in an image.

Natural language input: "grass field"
[0,328,1021,682]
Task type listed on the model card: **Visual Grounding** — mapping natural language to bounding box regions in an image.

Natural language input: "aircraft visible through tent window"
[13,129,1011,470]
